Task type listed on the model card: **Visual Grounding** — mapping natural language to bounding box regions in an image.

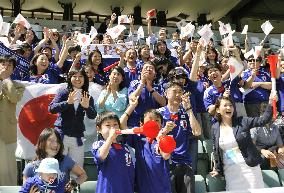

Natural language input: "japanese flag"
[176,19,187,30]
[77,33,91,46]
[15,83,98,159]
[107,25,126,40]
[198,24,213,46]
[13,13,31,29]
[118,15,130,25]
[222,34,234,48]
[244,48,255,59]
[180,22,195,38]
[261,20,274,35]
[228,57,244,80]
[254,46,263,59]
[218,21,232,36]
[241,25,248,35]
[16,83,64,159]
[137,26,144,39]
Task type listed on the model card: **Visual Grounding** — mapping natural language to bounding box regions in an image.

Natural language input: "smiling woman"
[22,128,87,192]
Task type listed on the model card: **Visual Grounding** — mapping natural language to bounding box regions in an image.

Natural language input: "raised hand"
[129,96,139,107]
[29,184,40,193]
[181,92,191,110]
[80,91,90,108]
[67,91,78,104]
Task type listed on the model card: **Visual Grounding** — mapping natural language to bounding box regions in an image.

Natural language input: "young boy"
[19,158,63,193]
[92,112,135,193]
[120,96,175,193]
[158,81,201,193]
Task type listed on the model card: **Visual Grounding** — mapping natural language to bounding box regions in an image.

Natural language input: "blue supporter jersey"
[127,135,172,193]
[20,175,65,193]
[92,140,135,193]
[127,80,164,127]
[277,74,284,112]
[158,106,193,165]
[23,63,62,84]
[123,66,140,88]
[242,69,271,103]
[93,71,109,86]
[22,156,75,187]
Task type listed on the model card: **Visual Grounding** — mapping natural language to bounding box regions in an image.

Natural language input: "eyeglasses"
[247,59,261,62]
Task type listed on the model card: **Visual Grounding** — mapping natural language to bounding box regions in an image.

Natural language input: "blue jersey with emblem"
[158,106,193,165]
[242,69,271,103]
[128,80,164,127]
[20,175,64,193]
[127,135,172,193]
[123,66,140,88]
[92,140,135,193]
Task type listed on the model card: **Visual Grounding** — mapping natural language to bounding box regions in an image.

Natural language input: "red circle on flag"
[18,94,58,145]
[230,65,235,73]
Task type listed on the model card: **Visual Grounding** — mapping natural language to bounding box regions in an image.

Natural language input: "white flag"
[244,48,255,59]
[180,22,195,38]
[261,20,274,36]
[77,33,91,46]
[228,57,244,80]
[13,13,31,29]
[0,14,3,34]
[0,22,10,36]
[176,19,187,29]
[198,24,214,47]
[222,34,234,48]
[107,25,126,40]
[254,46,263,59]
[89,26,98,40]
[241,25,248,35]
[137,26,144,39]
[118,15,130,25]
[218,21,232,36]
[281,34,284,48]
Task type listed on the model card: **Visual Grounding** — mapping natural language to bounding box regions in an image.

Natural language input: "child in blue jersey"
[92,112,135,193]
[120,96,175,193]
[20,158,64,193]
[158,81,202,193]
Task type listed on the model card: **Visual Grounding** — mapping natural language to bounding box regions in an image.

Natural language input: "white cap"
[35,158,60,174]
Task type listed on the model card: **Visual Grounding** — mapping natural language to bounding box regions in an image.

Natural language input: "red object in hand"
[147,9,156,18]
[159,135,176,154]
[267,54,278,78]
[103,61,119,72]
[138,120,160,139]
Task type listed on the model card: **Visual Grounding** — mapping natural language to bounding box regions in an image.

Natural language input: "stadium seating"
[83,152,98,181]
[80,181,97,193]
[278,169,284,186]
[0,186,21,193]
[195,175,207,193]
[197,140,209,177]
[262,170,281,188]
[206,174,226,192]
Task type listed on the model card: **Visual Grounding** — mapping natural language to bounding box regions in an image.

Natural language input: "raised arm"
[107,13,116,29]
[190,43,202,82]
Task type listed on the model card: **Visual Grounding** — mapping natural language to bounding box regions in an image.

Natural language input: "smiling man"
[0,55,25,185]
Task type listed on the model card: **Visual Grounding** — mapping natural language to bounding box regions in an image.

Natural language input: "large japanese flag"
[228,57,244,80]
[16,83,64,159]
[15,83,99,160]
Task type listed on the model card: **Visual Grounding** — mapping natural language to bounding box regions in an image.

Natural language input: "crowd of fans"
[1,12,284,193]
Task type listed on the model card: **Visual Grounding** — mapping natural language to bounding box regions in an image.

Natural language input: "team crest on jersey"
[125,152,132,166]
[180,119,187,130]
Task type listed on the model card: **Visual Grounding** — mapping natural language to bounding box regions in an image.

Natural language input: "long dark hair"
[206,47,219,64]
[87,50,105,75]
[214,96,234,123]
[35,128,64,162]
[29,53,49,75]
[67,67,89,93]
[137,44,150,60]
[109,66,125,91]
[153,40,172,59]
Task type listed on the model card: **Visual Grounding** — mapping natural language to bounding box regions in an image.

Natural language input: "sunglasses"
[247,59,261,62]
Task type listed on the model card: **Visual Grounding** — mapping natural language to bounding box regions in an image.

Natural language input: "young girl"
[49,67,96,168]
[92,112,135,193]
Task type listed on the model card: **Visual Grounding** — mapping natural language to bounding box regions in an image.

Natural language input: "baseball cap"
[35,158,60,174]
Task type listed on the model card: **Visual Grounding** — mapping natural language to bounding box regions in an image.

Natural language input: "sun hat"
[35,158,60,174]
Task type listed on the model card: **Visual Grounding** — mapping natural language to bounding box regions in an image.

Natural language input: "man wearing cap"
[20,158,65,193]
[0,55,25,185]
